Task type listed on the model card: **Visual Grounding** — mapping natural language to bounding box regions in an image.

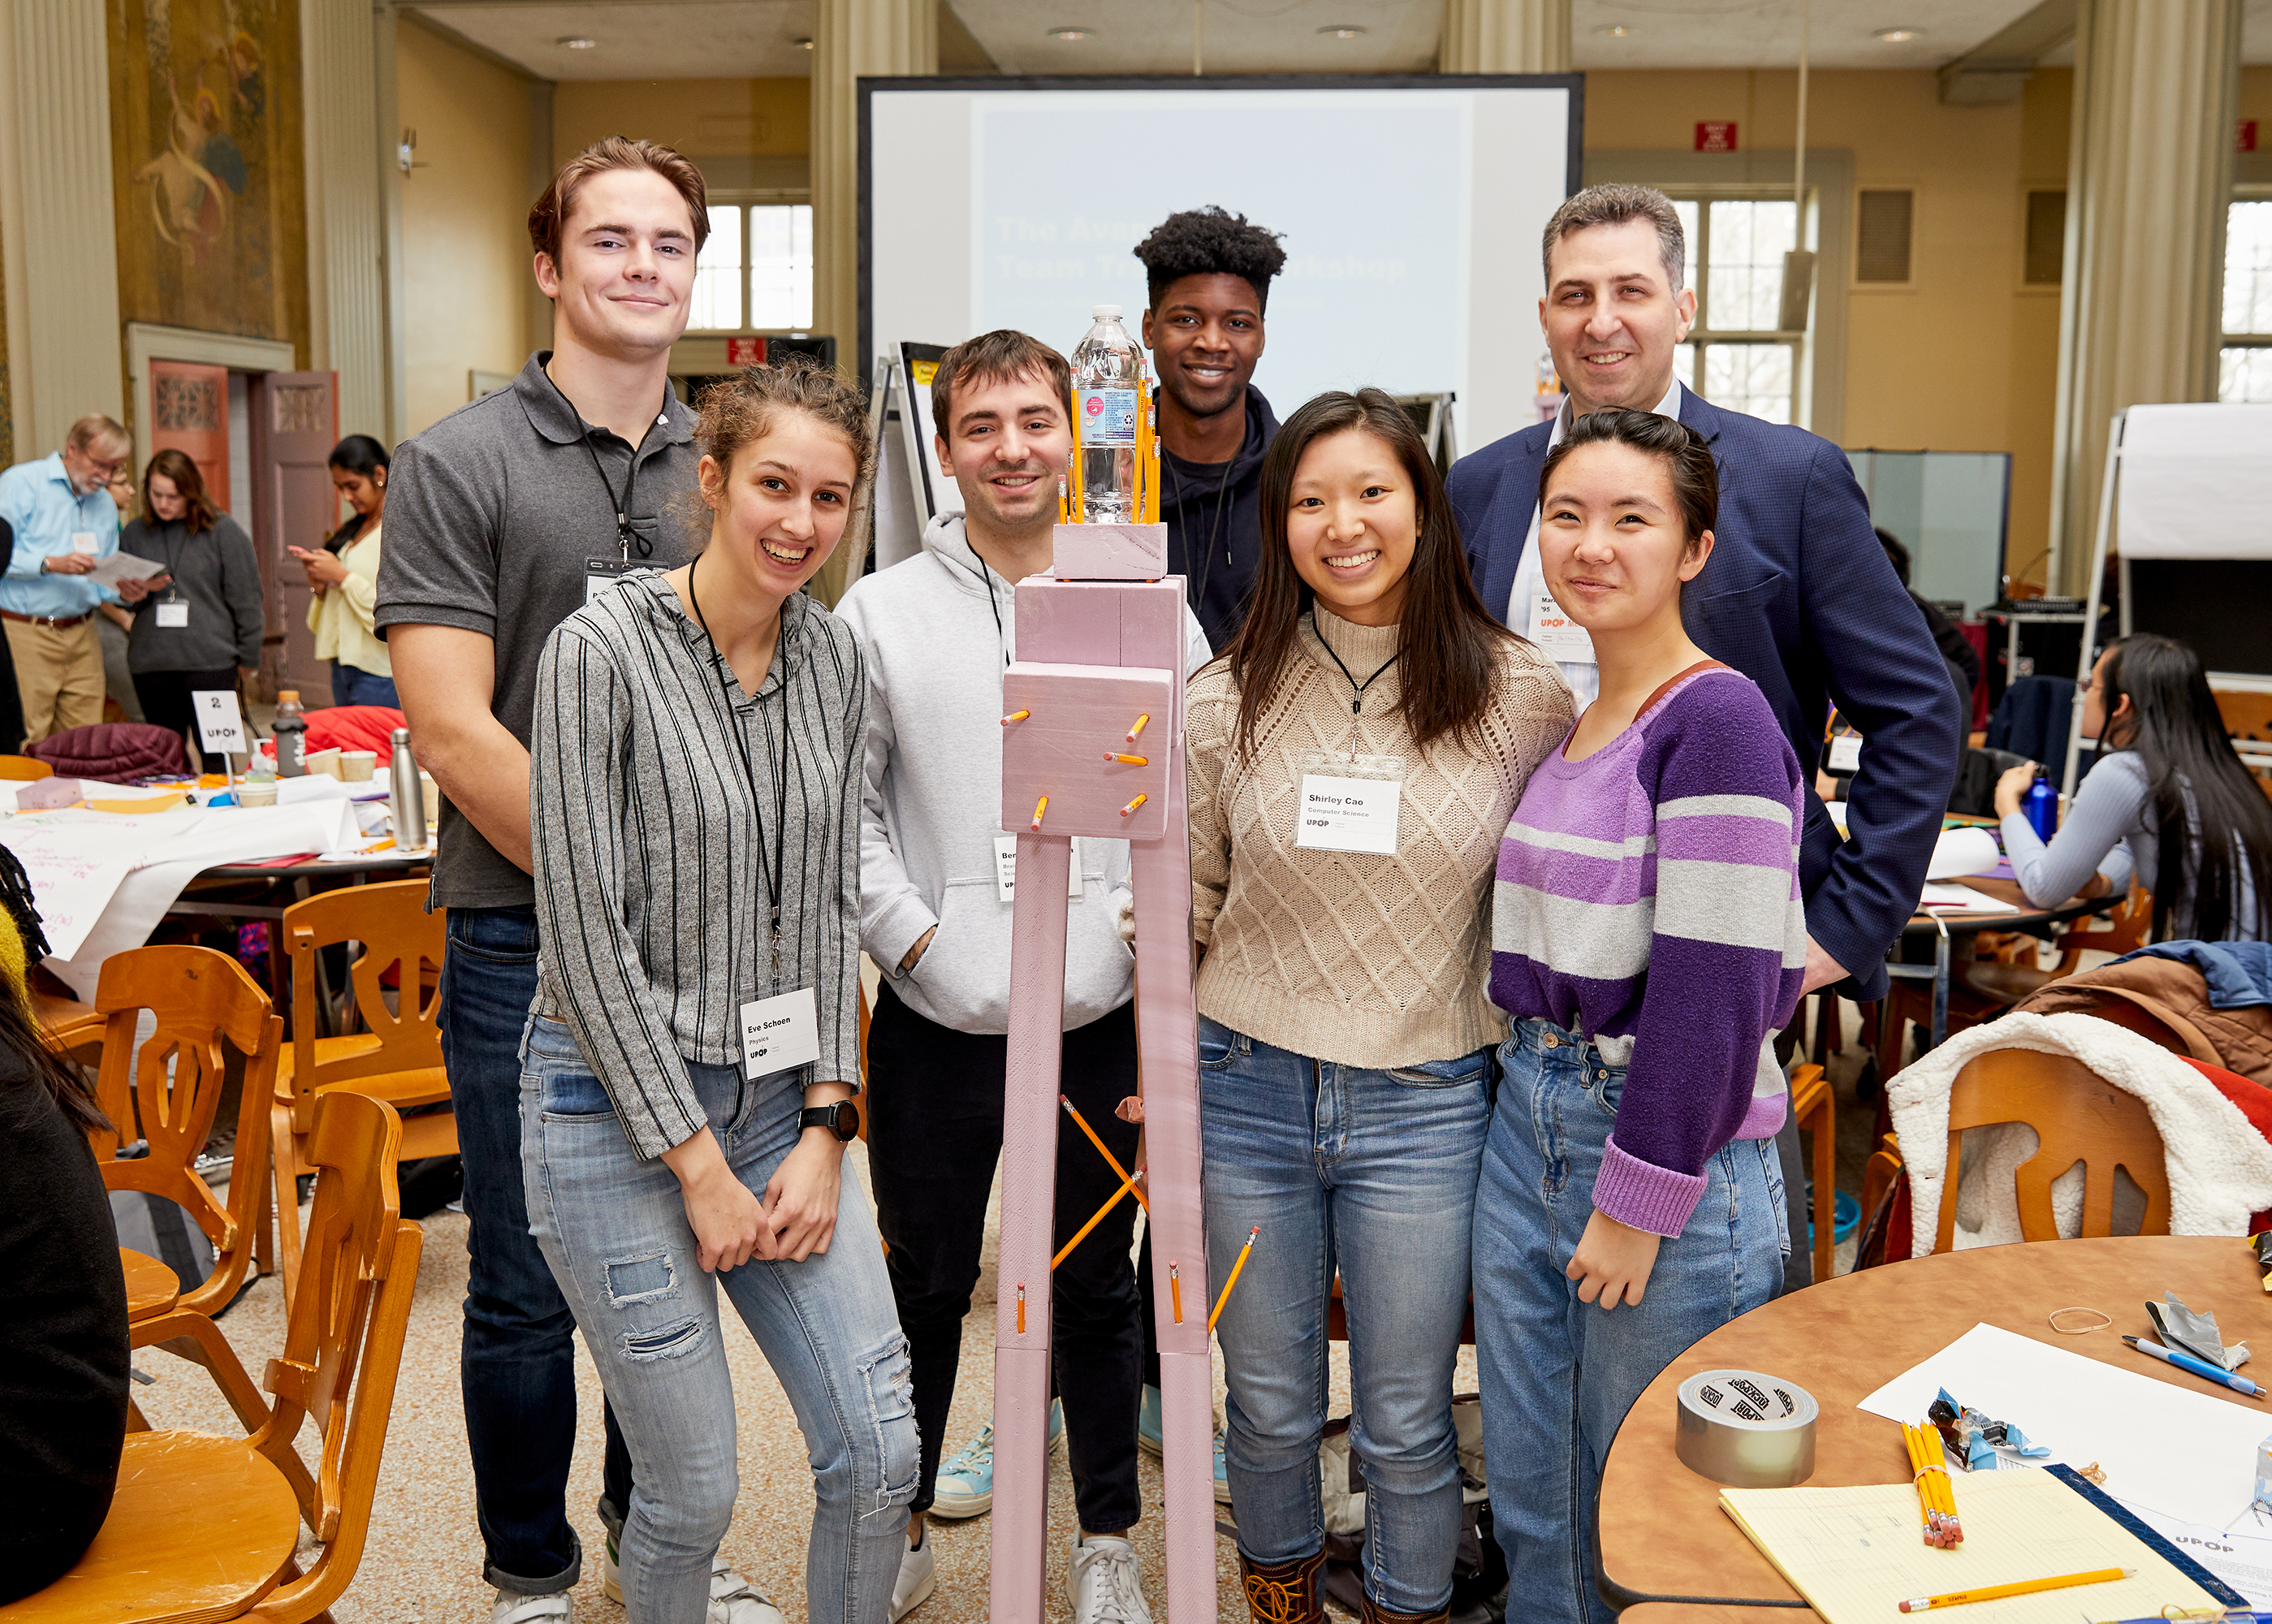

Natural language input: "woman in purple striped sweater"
[1471,408,1808,1624]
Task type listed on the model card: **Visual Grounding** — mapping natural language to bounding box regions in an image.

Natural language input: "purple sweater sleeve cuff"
[1595,1136,1708,1237]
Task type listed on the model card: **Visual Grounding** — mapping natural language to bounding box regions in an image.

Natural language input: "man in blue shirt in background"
[0,415,145,742]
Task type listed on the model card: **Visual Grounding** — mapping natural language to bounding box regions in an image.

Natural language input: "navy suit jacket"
[1448,387,1961,1000]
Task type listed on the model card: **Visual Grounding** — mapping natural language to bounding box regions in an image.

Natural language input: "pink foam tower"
[992,520,1214,1622]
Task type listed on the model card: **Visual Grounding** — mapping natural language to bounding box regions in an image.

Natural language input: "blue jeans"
[1472,1018,1789,1624]
[442,905,631,1593]
[1199,1017,1490,1614]
[330,660,399,709]
[520,1015,916,1624]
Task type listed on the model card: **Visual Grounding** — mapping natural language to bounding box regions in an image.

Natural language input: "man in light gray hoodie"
[835,330,1208,1624]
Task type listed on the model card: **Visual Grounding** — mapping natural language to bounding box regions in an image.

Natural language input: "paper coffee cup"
[237,782,279,808]
[340,750,377,782]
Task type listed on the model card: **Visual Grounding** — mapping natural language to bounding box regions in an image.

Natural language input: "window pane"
[2224,200,2272,336]
[1674,341,1697,391]
[2220,346,2272,404]
[1704,200,1796,332]
[1703,342,1793,423]
[749,204,814,330]
[1673,199,1699,292]
[690,204,742,331]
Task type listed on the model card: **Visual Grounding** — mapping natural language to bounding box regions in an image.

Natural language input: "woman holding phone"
[288,435,396,708]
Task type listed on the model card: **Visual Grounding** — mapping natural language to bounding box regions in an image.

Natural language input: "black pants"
[133,667,236,760]
[866,982,1144,1532]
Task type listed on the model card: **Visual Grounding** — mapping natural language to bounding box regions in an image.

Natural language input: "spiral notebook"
[1719,1467,2227,1622]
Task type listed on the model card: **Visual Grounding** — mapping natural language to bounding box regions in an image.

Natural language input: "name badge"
[155,602,190,628]
[1826,732,1863,775]
[993,833,1082,903]
[1529,587,1596,663]
[1295,774,1402,856]
[70,532,99,556]
[585,556,636,604]
[739,986,820,1080]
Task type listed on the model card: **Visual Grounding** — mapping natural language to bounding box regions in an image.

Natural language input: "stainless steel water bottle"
[390,727,427,850]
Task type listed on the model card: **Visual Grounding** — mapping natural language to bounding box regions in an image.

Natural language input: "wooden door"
[249,372,339,700]
[149,361,231,511]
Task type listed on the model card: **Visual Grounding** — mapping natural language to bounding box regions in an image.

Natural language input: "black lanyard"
[1167,451,1237,619]
[155,524,188,603]
[975,551,1010,670]
[1315,615,1399,715]
[546,367,652,561]
[685,553,793,989]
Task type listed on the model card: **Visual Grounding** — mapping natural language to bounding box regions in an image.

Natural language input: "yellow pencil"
[1898,1567,2134,1613]
[1168,1260,1183,1323]
[1059,1095,1151,1214]
[1208,1225,1261,1332]
[1900,1425,1937,1544]
[1052,1169,1144,1271]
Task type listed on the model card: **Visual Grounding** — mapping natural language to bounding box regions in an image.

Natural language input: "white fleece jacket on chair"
[1887,1012,2272,1259]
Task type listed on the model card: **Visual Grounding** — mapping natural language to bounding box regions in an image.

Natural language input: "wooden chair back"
[2054,883,2151,970]
[0,754,54,780]
[2214,688,2272,744]
[281,880,443,1136]
[248,1091,423,1618]
[1933,1047,2170,1252]
[89,945,280,1317]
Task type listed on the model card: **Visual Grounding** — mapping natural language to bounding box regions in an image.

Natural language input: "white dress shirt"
[1505,377,1686,708]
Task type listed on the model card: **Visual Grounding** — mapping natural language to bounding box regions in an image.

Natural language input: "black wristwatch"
[798,1100,860,1142]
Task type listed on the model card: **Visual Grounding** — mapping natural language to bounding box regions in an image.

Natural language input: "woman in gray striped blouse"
[524,362,916,1624]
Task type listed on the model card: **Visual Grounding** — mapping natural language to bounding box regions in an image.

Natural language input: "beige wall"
[552,77,810,169]
[1583,67,2071,585]
[397,20,534,435]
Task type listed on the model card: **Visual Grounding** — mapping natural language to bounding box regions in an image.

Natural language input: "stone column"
[1439,0,1572,75]
[0,0,125,458]
[810,0,935,356]
[2048,0,2242,595]
[302,0,398,442]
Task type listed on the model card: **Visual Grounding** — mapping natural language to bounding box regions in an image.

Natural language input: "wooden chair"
[272,880,449,1307]
[88,946,283,1440]
[0,753,54,780]
[1929,1046,2170,1253]
[1790,1062,1836,1286]
[2,1093,423,1624]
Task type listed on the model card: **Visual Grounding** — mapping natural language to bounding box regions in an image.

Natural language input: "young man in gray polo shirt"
[378,137,780,1624]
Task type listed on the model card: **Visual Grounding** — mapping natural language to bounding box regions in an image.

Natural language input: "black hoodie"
[1160,385,1280,653]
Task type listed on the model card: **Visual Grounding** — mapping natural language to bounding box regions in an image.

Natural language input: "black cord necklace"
[546,365,654,560]
[1167,449,1236,618]
[1315,614,1399,716]
[685,551,792,987]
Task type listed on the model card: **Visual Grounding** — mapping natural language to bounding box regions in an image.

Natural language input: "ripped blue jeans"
[520,1014,916,1624]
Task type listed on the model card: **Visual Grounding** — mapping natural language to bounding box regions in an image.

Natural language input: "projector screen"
[862,76,1582,459]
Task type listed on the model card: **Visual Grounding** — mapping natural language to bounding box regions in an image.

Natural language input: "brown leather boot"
[1239,1548,1325,1624]
[1356,1596,1450,1624]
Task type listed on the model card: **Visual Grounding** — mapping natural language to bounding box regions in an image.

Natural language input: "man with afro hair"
[1134,205,1285,651]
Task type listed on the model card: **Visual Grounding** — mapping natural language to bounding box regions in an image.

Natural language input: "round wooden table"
[1595,1235,2266,1614]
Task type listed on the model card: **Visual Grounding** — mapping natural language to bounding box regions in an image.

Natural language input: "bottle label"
[1078,388,1139,447]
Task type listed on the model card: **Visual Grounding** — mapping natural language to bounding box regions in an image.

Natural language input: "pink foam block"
[1050,521,1168,581]
[1000,664,1173,841]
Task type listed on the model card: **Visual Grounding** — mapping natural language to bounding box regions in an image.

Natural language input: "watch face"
[835,1099,861,1142]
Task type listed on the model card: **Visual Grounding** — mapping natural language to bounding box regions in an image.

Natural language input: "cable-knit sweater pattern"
[1187,606,1574,1069]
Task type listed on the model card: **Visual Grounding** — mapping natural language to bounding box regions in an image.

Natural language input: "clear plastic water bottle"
[1071,304,1146,525]
[272,689,308,778]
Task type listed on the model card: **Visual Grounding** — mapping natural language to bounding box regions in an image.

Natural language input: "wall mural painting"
[109,0,309,357]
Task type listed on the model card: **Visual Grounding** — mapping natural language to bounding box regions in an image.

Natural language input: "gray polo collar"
[513,350,697,451]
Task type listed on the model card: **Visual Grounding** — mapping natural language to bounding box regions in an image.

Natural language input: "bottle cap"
[1093,303,1121,320]
[279,689,298,703]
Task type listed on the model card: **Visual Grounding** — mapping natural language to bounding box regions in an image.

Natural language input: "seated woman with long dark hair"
[1996,633,2271,942]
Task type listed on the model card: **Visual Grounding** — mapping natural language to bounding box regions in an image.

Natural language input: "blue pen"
[2123,1334,2266,1399]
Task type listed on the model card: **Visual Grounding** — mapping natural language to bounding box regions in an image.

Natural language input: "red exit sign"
[2242,119,2259,154]
[1695,120,1739,153]
[725,337,767,365]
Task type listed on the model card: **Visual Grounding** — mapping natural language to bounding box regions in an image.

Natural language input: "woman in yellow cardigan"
[287,434,395,708]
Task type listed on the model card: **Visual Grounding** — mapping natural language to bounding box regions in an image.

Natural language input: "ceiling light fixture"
[1047,26,1095,40]
[556,35,598,49]
[1596,23,1636,37]
[1317,24,1367,37]
[1873,26,1923,42]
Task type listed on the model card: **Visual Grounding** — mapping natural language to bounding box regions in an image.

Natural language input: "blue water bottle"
[2022,772,2058,840]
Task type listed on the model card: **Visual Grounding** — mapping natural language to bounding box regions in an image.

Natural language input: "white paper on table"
[84,551,166,590]
[2127,1503,2272,1605]
[0,824,143,959]
[1926,825,2001,880]
[1918,881,2020,914]
[1855,1322,2265,1529]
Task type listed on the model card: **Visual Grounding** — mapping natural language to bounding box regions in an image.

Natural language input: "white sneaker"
[1069,1534,1153,1624]
[707,1555,787,1624]
[891,1529,936,1621]
[490,1592,571,1624]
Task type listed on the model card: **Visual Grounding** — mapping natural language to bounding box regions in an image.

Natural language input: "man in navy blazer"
[1452,184,1960,1009]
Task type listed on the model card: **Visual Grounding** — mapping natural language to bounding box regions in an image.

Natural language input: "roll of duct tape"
[1674,1369,1818,1488]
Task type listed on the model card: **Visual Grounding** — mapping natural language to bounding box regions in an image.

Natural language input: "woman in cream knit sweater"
[1188,389,1570,1624]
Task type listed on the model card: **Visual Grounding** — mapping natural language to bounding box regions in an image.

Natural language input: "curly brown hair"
[682,360,874,543]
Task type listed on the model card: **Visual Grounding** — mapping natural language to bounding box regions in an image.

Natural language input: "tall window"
[1665,197,1805,425]
[2220,197,2272,403]
[686,201,815,334]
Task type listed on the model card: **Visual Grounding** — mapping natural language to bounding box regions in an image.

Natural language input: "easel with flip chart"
[192,689,247,791]
[862,340,961,579]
